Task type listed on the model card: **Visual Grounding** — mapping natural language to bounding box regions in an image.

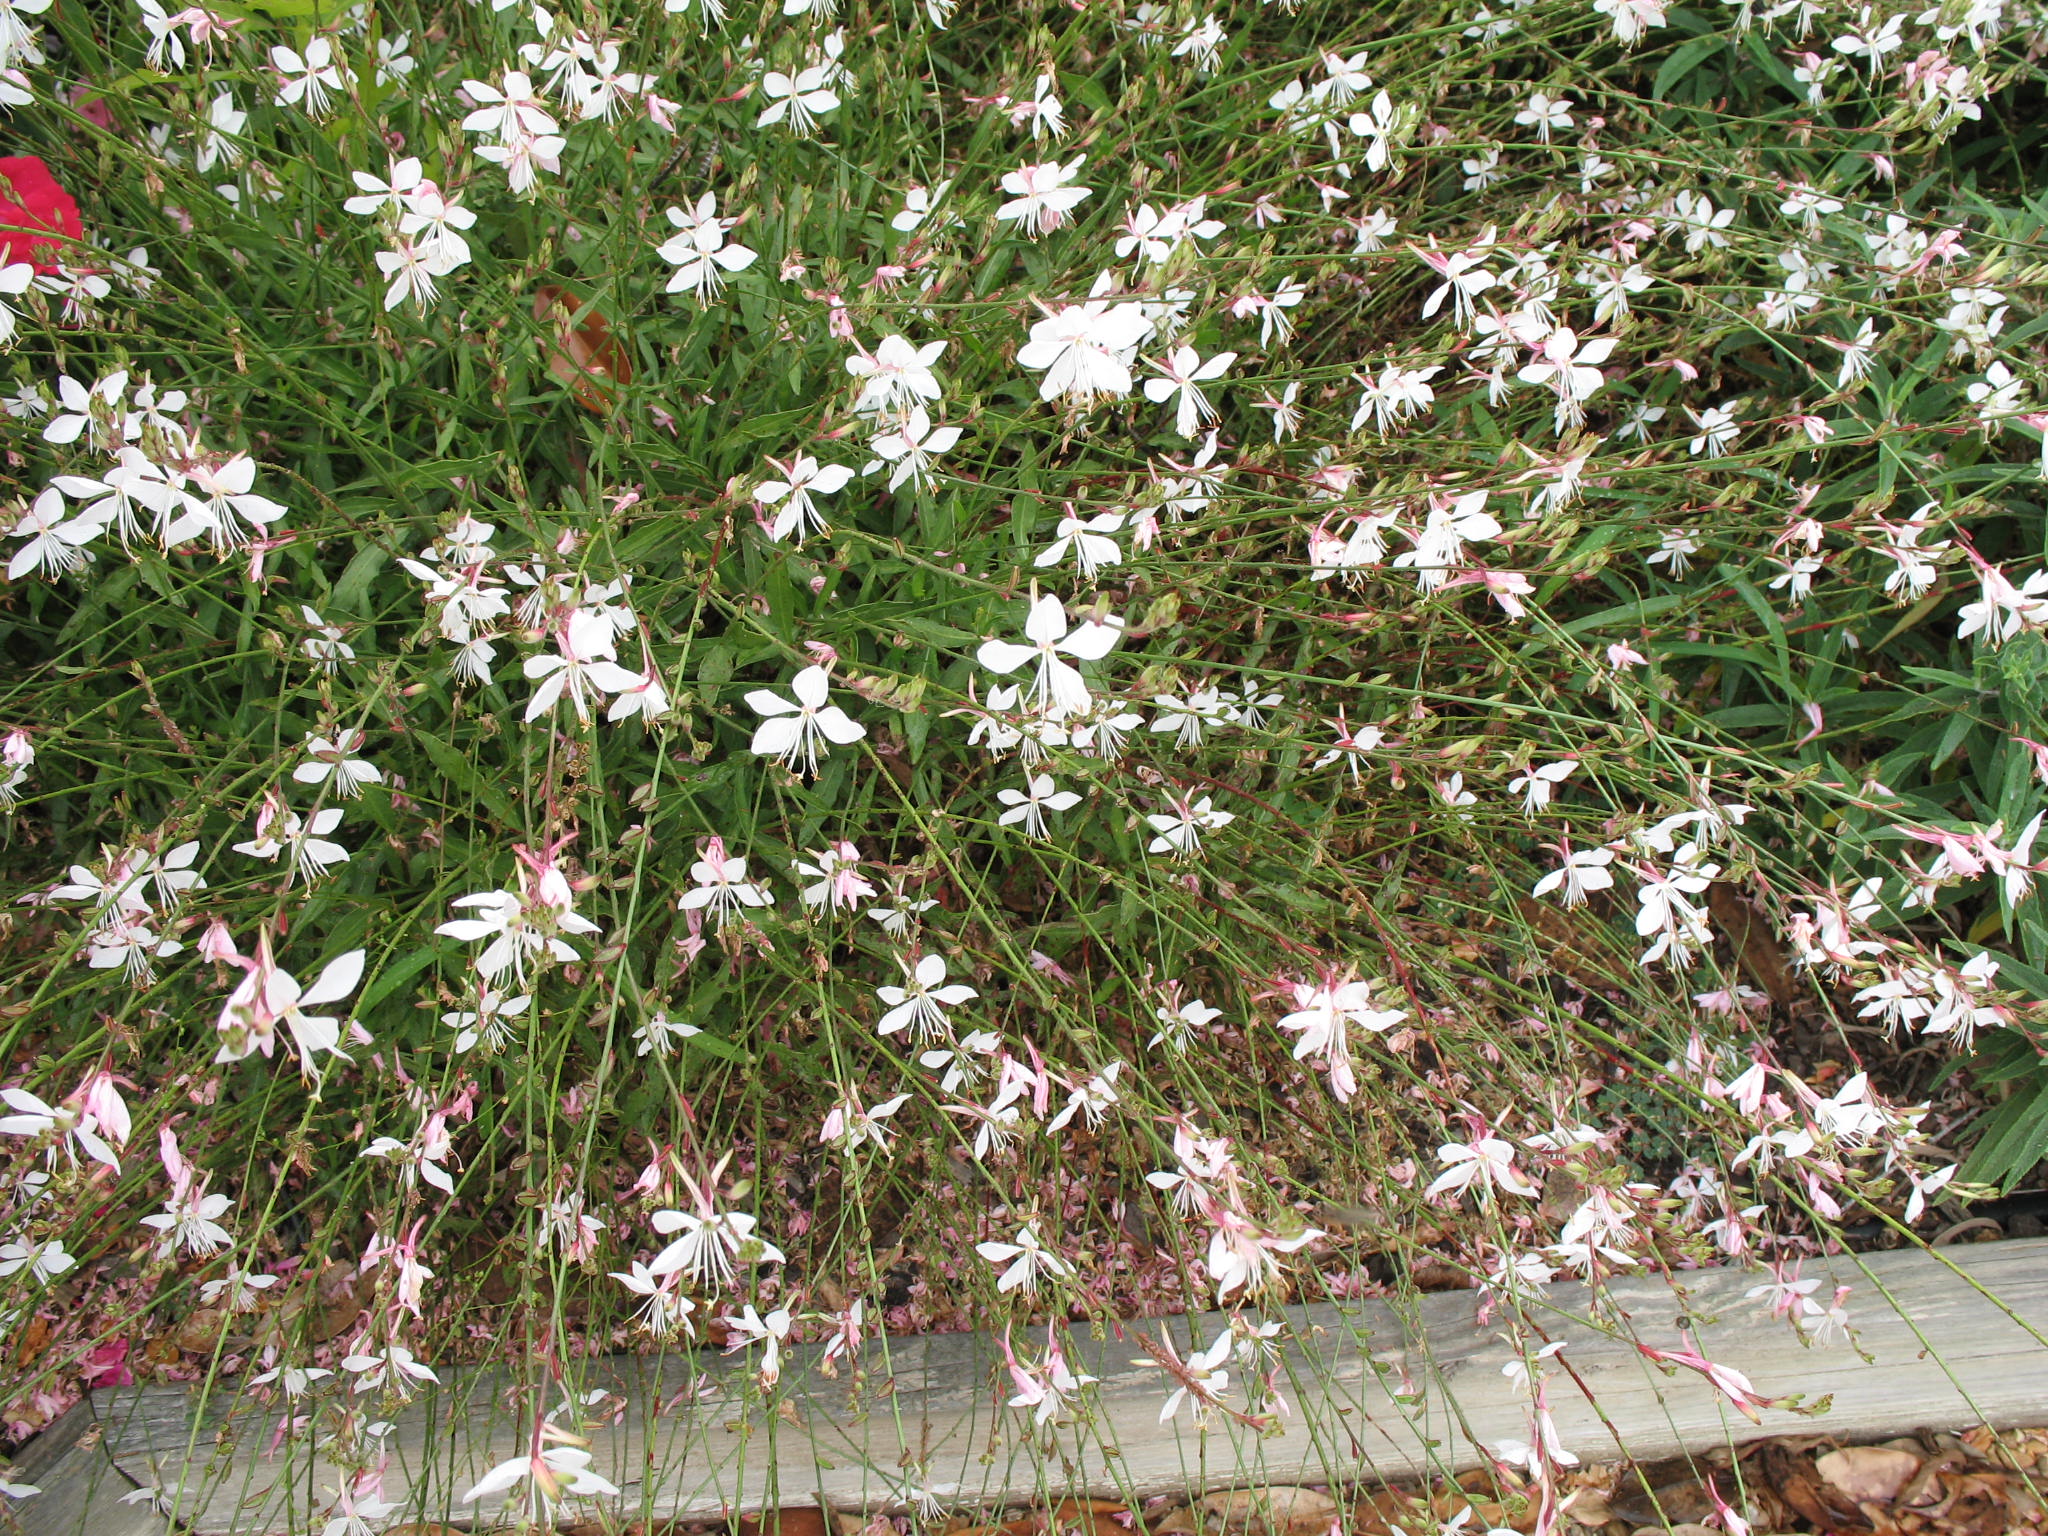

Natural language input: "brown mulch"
[542,1424,2048,1536]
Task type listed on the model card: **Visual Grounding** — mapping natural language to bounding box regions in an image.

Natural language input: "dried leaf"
[1202,1487,1339,1536]
[1758,1442,1877,1535]
[534,284,632,412]
[1818,1447,1924,1504]
[172,1304,231,1353]
[1705,881,1796,1008]
[1047,1499,1133,1536]
[738,1508,829,1536]
[10,1313,49,1369]
[1560,1489,1613,1528]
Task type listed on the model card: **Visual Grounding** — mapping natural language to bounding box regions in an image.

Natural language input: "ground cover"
[0,0,2045,1527]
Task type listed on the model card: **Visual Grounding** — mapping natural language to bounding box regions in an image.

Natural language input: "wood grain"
[17,1239,2048,1536]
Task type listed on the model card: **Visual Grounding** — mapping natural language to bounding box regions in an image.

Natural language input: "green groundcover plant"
[0,0,2044,1524]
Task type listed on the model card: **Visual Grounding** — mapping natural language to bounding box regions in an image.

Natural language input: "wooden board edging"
[12,1238,2048,1535]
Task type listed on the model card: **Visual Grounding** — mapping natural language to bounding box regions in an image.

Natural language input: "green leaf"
[359,943,443,1014]
[1960,1066,2048,1190]
[330,544,390,617]
[1654,34,1727,99]
[414,728,522,829]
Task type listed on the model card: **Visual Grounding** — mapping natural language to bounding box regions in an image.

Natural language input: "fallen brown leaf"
[535,283,632,413]
[1818,1446,1924,1504]
[1705,881,1796,1008]
[738,1507,829,1536]
[1202,1487,1339,1536]
[10,1313,49,1369]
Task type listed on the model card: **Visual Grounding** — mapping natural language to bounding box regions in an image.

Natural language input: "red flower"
[0,156,83,274]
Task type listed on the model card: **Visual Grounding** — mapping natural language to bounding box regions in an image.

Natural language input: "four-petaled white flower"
[876,952,977,1037]
[291,729,383,798]
[745,664,866,775]
[1035,509,1125,580]
[657,193,758,305]
[1514,91,1574,142]
[1017,291,1156,405]
[1146,795,1235,857]
[846,335,946,416]
[976,591,1122,721]
[648,1203,785,1285]
[755,454,855,545]
[977,1223,1073,1294]
[997,774,1080,838]
[1427,1136,1540,1202]
[996,157,1092,236]
[1143,345,1237,438]
[461,1447,620,1512]
[677,839,776,928]
[756,65,839,134]
[272,38,347,117]
[1508,759,1577,814]
[863,407,961,492]
[1153,1328,1233,1423]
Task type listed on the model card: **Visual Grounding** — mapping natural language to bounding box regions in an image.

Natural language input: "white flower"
[235,805,350,883]
[1150,997,1222,1052]
[7,488,102,581]
[437,886,600,983]
[1966,361,2026,429]
[977,1223,1073,1294]
[610,1260,696,1337]
[272,38,347,117]
[996,774,1080,838]
[756,65,839,134]
[1017,291,1156,405]
[1275,976,1405,1103]
[462,1447,619,1510]
[632,1011,702,1057]
[1686,401,1740,457]
[196,93,247,173]
[996,157,1091,236]
[1507,760,1576,814]
[1514,91,1574,141]
[890,180,953,233]
[677,841,775,928]
[745,665,866,774]
[820,1092,911,1155]
[793,841,877,913]
[461,70,556,141]
[1145,795,1234,857]
[862,407,961,492]
[1427,1137,1539,1201]
[754,453,854,544]
[976,591,1122,721]
[846,335,946,415]
[1154,1329,1233,1422]
[657,193,758,305]
[1143,345,1236,438]
[876,953,977,1037]
[1035,510,1125,580]
[647,1205,784,1285]
[214,942,366,1066]
[0,1237,72,1284]
[291,729,383,798]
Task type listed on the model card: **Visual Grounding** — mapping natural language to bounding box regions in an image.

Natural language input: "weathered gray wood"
[7,1386,168,1536]
[22,1239,2048,1535]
